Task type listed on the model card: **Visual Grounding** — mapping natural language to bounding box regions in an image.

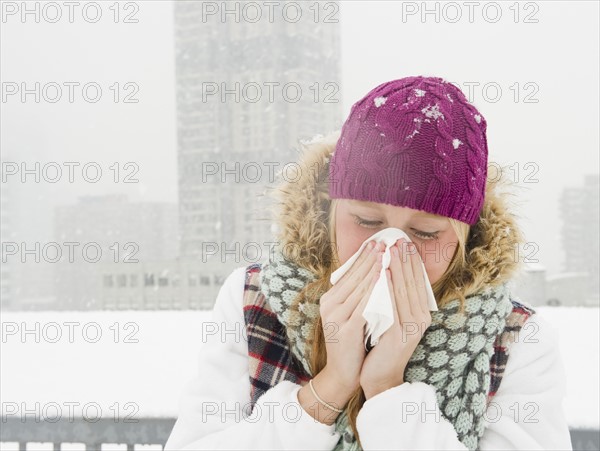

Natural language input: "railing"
[571,429,600,451]
[0,418,175,450]
[1,417,598,450]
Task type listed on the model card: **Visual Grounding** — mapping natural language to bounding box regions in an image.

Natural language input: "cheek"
[334,214,374,265]
[415,239,458,285]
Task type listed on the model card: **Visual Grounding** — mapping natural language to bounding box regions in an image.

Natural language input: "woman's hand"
[359,238,432,400]
[319,240,384,398]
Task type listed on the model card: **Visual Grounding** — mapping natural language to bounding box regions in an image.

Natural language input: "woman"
[165,77,572,450]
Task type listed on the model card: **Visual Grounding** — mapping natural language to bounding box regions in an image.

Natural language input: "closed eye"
[353,215,439,240]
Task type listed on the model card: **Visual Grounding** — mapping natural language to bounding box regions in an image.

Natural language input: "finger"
[409,242,430,315]
[385,268,401,326]
[339,255,382,321]
[348,258,382,327]
[389,241,411,322]
[399,239,419,318]
[330,241,383,304]
[332,239,376,286]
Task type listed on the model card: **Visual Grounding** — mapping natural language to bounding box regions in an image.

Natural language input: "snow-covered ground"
[1,307,598,429]
[535,306,599,429]
[1,310,212,420]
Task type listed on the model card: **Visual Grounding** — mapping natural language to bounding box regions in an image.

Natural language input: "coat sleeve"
[164,266,342,451]
[355,313,573,450]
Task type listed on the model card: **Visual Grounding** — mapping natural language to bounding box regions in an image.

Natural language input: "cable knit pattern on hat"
[329,76,488,225]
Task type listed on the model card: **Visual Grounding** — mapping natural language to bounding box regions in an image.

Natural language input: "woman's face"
[334,199,459,285]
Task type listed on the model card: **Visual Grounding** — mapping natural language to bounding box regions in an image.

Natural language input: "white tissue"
[330,227,438,350]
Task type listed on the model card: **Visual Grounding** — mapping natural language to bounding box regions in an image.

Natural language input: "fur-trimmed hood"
[267,131,525,298]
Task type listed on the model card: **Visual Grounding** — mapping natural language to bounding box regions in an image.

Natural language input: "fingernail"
[392,245,399,257]
[366,241,374,251]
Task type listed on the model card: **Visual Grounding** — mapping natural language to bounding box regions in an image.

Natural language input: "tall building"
[174,1,342,260]
[53,195,179,309]
[511,263,547,307]
[560,174,600,303]
[0,160,57,310]
[546,272,592,307]
[97,257,235,310]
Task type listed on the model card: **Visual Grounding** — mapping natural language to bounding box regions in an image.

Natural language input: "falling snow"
[374,96,387,107]
[474,114,481,124]
[414,89,426,97]
[453,139,462,149]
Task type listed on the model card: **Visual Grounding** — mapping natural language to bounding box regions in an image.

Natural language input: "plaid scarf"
[258,250,516,451]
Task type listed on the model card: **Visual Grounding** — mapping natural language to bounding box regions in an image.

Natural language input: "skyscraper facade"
[560,174,600,303]
[174,1,342,261]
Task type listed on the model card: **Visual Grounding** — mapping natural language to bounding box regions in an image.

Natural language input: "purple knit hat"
[329,76,488,225]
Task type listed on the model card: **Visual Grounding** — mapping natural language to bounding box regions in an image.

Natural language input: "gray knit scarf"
[260,249,514,451]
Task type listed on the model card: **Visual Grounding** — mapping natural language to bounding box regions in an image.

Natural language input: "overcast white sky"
[1,1,598,276]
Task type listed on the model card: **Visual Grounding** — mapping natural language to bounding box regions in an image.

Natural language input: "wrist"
[297,369,354,426]
[321,365,359,400]
[363,379,404,400]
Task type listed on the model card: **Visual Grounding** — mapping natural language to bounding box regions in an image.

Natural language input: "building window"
[189,275,198,286]
[158,276,169,287]
[103,275,114,288]
[130,274,138,287]
[200,276,210,286]
[144,273,155,287]
[117,274,127,288]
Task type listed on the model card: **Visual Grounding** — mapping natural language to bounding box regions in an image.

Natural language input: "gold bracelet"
[308,379,343,413]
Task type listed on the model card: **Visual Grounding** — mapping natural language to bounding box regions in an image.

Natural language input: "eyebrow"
[348,200,445,220]
[414,211,445,220]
